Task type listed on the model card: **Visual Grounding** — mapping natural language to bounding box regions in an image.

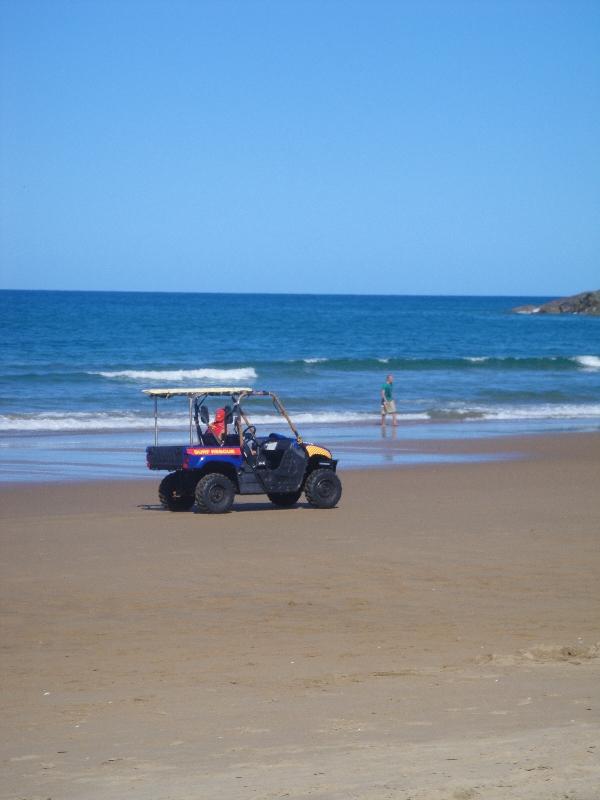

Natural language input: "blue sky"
[1,0,598,295]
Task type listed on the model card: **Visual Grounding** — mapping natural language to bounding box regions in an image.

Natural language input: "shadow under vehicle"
[144,387,342,513]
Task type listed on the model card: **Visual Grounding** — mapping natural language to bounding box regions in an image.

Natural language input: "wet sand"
[1,432,599,799]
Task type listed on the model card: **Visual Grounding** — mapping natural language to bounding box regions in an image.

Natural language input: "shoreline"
[1,424,599,485]
[1,429,599,514]
[2,411,600,437]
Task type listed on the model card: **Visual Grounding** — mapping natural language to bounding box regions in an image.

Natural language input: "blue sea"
[1,290,598,481]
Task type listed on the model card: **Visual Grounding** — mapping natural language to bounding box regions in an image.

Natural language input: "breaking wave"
[2,404,599,433]
[7,356,598,386]
[250,411,426,425]
[428,403,600,422]
[0,409,383,432]
[572,355,600,370]
[0,411,172,432]
[92,367,257,382]
[281,355,600,372]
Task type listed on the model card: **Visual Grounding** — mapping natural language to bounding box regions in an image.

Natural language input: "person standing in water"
[380,374,397,427]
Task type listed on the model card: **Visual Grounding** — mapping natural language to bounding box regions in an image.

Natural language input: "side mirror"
[200,405,209,424]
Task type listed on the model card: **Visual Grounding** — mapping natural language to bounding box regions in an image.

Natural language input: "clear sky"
[1,0,598,295]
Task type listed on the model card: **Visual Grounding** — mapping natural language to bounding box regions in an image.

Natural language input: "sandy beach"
[1,431,599,799]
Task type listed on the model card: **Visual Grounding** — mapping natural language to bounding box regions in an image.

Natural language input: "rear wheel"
[267,490,302,507]
[158,472,195,512]
[305,468,342,509]
[195,473,235,514]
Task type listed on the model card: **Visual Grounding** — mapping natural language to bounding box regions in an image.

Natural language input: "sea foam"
[2,402,599,432]
[92,367,257,382]
[0,412,179,432]
[573,355,600,370]
[439,403,600,421]
[0,409,400,432]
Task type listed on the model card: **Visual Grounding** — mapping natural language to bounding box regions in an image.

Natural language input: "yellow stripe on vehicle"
[305,445,332,459]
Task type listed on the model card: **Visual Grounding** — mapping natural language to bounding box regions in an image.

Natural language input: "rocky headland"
[513,289,600,316]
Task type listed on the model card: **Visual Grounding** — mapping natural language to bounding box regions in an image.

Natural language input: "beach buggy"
[144,387,342,513]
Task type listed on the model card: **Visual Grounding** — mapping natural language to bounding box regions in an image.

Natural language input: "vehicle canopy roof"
[143,387,254,399]
[143,387,302,442]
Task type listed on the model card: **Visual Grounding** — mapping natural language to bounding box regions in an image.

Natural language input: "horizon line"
[0,288,590,299]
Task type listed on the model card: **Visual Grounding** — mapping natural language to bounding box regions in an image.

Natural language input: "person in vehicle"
[206,407,227,445]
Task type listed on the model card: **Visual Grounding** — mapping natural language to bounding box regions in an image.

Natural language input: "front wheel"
[195,473,235,514]
[304,469,342,509]
[158,472,195,512]
[267,491,302,507]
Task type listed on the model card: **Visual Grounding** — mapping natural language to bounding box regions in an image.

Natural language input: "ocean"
[1,290,598,481]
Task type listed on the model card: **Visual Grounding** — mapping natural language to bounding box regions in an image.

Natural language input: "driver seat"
[242,437,256,463]
[242,431,268,468]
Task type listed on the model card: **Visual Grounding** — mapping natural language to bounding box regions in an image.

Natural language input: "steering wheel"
[243,425,257,439]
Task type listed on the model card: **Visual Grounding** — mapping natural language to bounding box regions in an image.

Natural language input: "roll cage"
[142,387,303,448]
